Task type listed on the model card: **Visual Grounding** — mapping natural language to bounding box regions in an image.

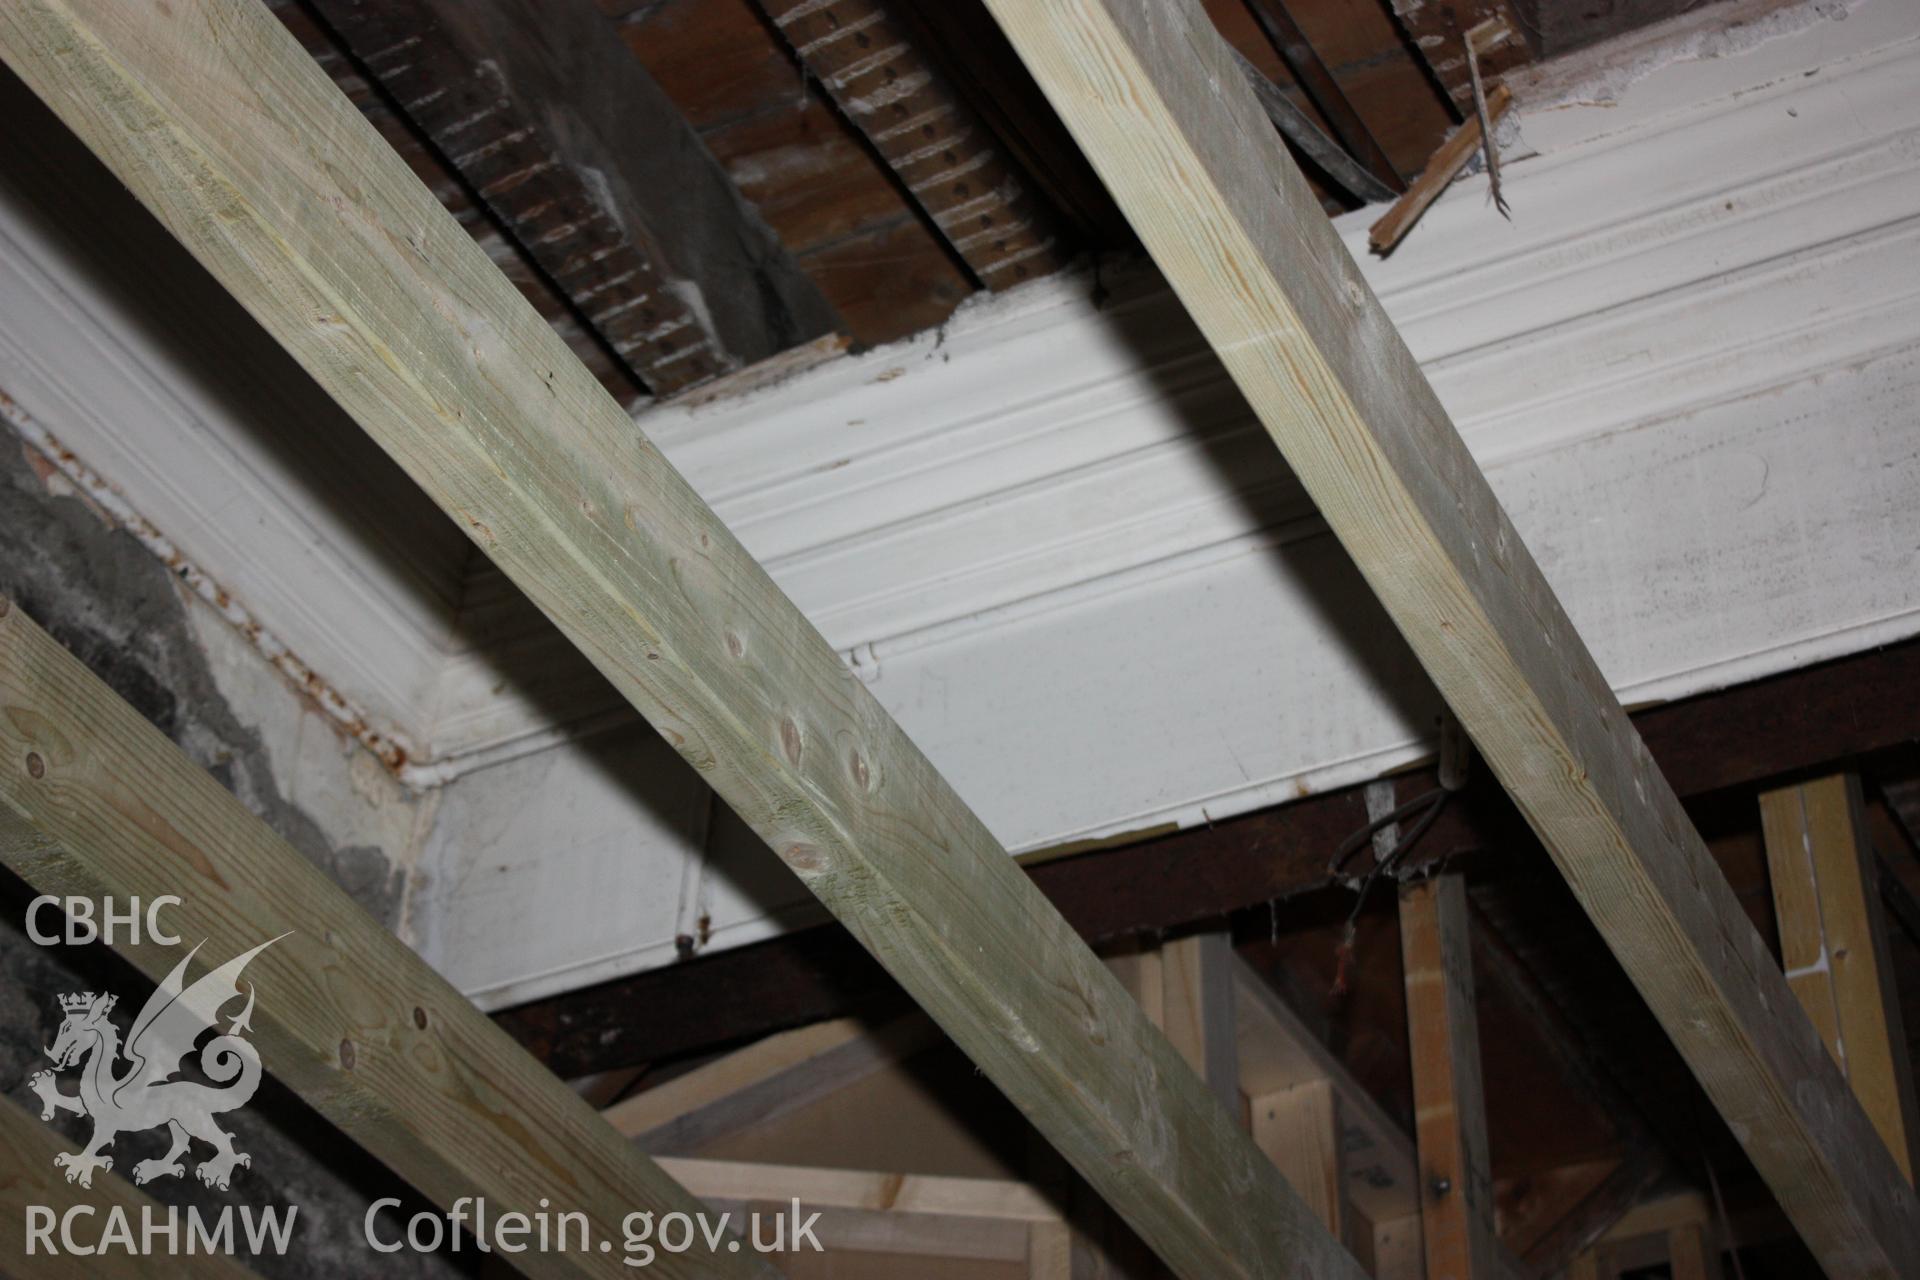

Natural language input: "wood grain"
[1159,932,1240,1111]
[1400,875,1496,1280]
[0,1096,261,1280]
[1760,774,1920,1182]
[976,0,1920,1272]
[0,607,766,1279]
[1251,1080,1345,1238]
[0,3,1361,1277]
[605,1013,937,1153]
[1666,1223,1710,1280]
[1367,82,1509,253]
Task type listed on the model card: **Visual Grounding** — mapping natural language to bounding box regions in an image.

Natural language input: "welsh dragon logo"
[29,937,282,1190]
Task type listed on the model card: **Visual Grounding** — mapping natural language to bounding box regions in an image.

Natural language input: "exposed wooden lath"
[752,0,1070,288]
[307,0,840,394]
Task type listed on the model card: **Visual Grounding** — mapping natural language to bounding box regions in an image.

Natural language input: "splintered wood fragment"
[1368,81,1512,254]
[1464,21,1510,217]
[0,3,1362,1277]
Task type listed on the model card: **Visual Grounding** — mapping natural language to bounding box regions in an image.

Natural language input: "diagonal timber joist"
[0,1094,261,1280]
[975,0,1920,1275]
[0,606,764,1279]
[0,3,1362,1277]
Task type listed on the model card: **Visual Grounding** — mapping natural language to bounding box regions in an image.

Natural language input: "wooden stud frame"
[2,0,1917,1276]
[0,3,1358,1278]
[1760,773,1920,1182]
[976,0,1920,1273]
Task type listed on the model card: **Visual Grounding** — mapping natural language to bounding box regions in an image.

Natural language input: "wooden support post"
[0,607,766,1279]
[1027,1220,1073,1280]
[1401,875,1497,1280]
[1566,1252,1604,1280]
[0,1096,260,1280]
[1160,932,1240,1111]
[0,5,1362,1278]
[1234,956,1534,1280]
[1251,1079,1346,1240]
[978,0,1920,1272]
[1760,773,1920,1181]
[1666,1223,1711,1280]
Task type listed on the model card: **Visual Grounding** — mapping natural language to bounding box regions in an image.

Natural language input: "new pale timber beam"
[1759,774,1920,1182]
[605,1014,939,1153]
[0,607,764,1279]
[1401,875,1498,1280]
[0,4,1359,1278]
[1158,932,1241,1112]
[0,1096,261,1280]
[975,0,1920,1274]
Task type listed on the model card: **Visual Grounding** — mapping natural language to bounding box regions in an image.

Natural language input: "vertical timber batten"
[0,3,1362,1277]
[974,0,1920,1274]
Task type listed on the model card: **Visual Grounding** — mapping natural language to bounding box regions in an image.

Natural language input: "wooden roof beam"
[305,0,840,395]
[977,0,1920,1273]
[0,2,1363,1276]
[504,640,1920,1080]
[0,1095,262,1280]
[0,605,768,1279]
[1400,875,1499,1280]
